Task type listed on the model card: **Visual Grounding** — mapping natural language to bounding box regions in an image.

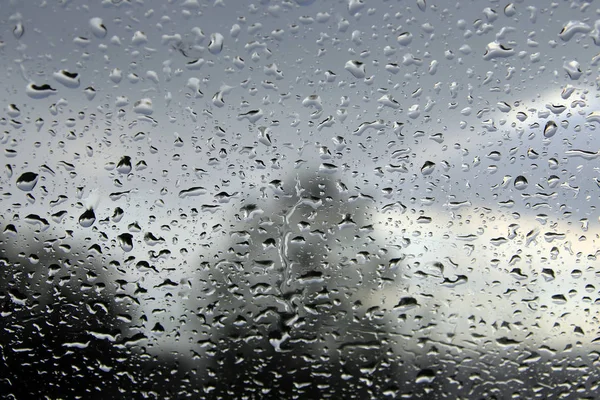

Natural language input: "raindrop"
[133,98,153,115]
[514,176,528,190]
[89,17,107,38]
[563,60,582,80]
[483,42,515,60]
[53,70,80,88]
[421,161,435,176]
[504,3,516,17]
[179,186,207,198]
[344,60,366,79]
[79,208,96,228]
[16,172,39,191]
[26,83,57,99]
[415,369,435,384]
[84,86,97,100]
[208,33,224,54]
[543,121,558,138]
[117,156,132,174]
[397,32,413,46]
[237,109,264,123]
[131,31,148,46]
[118,233,134,252]
[394,297,419,310]
[559,20,591,41]
[13,22,24,39]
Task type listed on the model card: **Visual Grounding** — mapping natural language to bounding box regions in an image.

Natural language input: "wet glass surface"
[0,0,599,398]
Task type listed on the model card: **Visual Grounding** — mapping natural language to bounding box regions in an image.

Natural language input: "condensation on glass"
[0,0,599,398]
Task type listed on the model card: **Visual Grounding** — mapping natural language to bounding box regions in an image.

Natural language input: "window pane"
[1,0,598,398]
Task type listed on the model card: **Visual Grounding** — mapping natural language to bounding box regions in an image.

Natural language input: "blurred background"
[0,0,599,398]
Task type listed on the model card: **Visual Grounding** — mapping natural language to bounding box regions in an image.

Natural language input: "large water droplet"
[16,172,39,191]
[483,42,515,60]
[344,60,366,79]
[559,20,591,41]
[53,70,80,88]
[514,176,528,190]
[133,98,153,115]
[208,33,224,54]
[421,161,435,176]
[89,17,107,38]
[415,368,436,384]
[543,121,558,138]
[79,208,96,228]
[26,83,57,99]
[117,156,132,174]
[118,233,134,252]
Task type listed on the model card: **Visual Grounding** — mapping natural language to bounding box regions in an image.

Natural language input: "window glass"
[1,0,599,398]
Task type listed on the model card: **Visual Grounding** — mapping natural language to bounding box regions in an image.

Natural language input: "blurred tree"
[0,226,185,399]
[191,169,405,398]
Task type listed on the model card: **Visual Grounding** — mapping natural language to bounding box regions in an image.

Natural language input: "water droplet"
[543,121,558,138]
[551,294,567,304]
[559,20,591,41]
[504,3,516,16]
[394,297,419,310]
[237,109,263,123]
[79,208,96,228]
[415,369,435,383]
[514,176,528,190]
[89,17,107,38]
[397,31,413,46]
[345,60,366,79]
[179,186,207,198]
[565,149,600,160]
[208,33,224,54]
[496,337,521,347]
[16,172,39,191]
[84,86,96,100]
[118,233,134,252]
[26,83,56,99]
[109,68,122,84]
[348,0,365,16]
[563,60,582,80]
[483,42,515,60]
[53,70,80,88]
[133,98,153,115]
[131,31,148,46]
[13,22,24,39]
[377,94,401,109]
[421,161,435,176]
[117,156,132,174]
[585,111,600,125]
